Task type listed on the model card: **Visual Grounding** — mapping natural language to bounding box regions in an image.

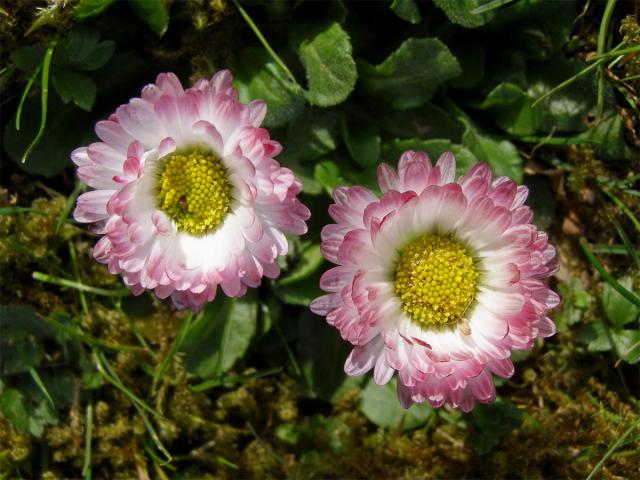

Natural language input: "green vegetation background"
[1,0,639,478]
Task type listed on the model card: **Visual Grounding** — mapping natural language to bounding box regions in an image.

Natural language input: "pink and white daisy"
[310,151,559,412]
[73,71,310,311]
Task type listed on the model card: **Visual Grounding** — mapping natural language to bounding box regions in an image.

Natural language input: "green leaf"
[487,0,577,61]
[390,0,421,24]
[181,293,258,377]
[235,48,305,128]
[527,56,604,133]
[359,378,433,430]
[378,103,464,142]
[555,279,591,332]
[433,0,497,28]
[480,82,544,136]
[61,26,116,71]
[273,270,324,307]
[341,116,381,167]
[74,0,117,19]
[470,400,523,454]
[381,138,478,177]
[612,329,640,364]
[459,118,523,182]
[314,160,347,195]
[0,305,53,374]
[52,70,97,111]
[278,244,325,286]
[578,114,637,162]
[129,0,170,36]
[281,109,340,164]
[0,389,29,431]
[294,21,357,107]
[576,321,612,352]
[602,277,639,328]
[10,46,45,73]
[359,38,461,110]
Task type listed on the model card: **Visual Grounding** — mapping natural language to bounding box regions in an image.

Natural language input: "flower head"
[310,151,559,412]
[73,71,310,310]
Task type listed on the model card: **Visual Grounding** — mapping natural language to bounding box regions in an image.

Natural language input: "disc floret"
[157,150,232,235]
[395,235,478,327]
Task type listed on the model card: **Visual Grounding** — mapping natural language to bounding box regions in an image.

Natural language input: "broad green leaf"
[381,138,478,176]
[314,160,347,195]
[359,378,433,430]
[523,176,555,230]
[576,321,612,352]
[460,118,523,182]
[470,400,523,454]
[60,26,116,71]
[52,70,97,111]
[0,305,53,374]
[281,109,340,164]
[391,0,421,24]
[359,38,461,110]
[433,0,497,28]
[273,270,324,307]
[378,103,464,142]
[10,46,45,73]
[480,83,544,136]
[278,244,325,286]
[602,277,639,328]
[294,22,357,107]
[555,279,591,332]
[341,116,381,167]
[614,330,640,364]
[181,293,258,377]
[578,114,637,162]
[235,48,305,128]
[527,56,604,133]
[129,0,170,36]
[74,0,117,19]
[488,0,577,60]
[0,389,29,431]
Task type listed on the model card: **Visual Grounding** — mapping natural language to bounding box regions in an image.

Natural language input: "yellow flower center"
[394,235,478,327]
[156,150,232,235]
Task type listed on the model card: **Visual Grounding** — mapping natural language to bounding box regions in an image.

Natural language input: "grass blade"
[580,238,640,308]
[154,312,193,383]
[190,366,284,392]
[68,241,89,315]
[43,314,144,352]
[22,39,56,164]
[469,0,516,15]
[56,182,85,233]
[82,403,93,480]
[601,188,640,233]
[591,244,640,256]
[233,0,298,86]
[586,416,640,480]
[28,367,55,407]
[16,62,42,131]
[32,271,132,297]
[94,350,164,419]
[596,0,617,122]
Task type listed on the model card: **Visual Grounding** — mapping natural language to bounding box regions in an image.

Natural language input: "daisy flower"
[310,151,559,412]
[73,71,310,311]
